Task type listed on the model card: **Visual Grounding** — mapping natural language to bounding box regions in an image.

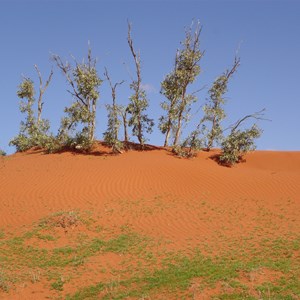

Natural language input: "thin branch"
[127,20,141,86]
[51,54,87,107]
[104,67,125,103]
[226,108,270,132]
[34,64,53,122]
[225,56,240,80]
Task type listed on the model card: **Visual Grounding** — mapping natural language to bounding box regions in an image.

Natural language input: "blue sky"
[1,0,300,154]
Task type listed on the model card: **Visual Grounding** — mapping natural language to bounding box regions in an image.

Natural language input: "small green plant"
[51,277,64,291]
[0,149,6,156]
[0,270,9,292]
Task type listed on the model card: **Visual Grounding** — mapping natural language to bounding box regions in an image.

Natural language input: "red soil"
[0,144,299,298]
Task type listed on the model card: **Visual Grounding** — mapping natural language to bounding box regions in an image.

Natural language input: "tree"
[219,109,266,166]
[170,21,203,147]
[52,45,102,150]
[34,65,53,125]
[10,66,53,152]
[0,149,6,156]
[173,122,206,158]
[159,53,181,147]
[103,67,124,153]
[120,105,129,145]
[202,56,240,151]
[127,21,154,147]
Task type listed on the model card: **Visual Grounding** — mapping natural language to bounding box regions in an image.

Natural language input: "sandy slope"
[1,146,299,245]
[0,145,300,298]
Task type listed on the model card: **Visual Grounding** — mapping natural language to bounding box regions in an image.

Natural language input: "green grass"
[0,233,147,269]
[66,237,300,300]
[1,210,299,300]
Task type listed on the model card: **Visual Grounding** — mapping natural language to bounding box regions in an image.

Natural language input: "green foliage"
[0,149,6,156]
[202,57,240,150]
[53,47,102,151]
[51,277,64,291]
[160,22,203,147]
[127,22,154,146]
[219,124,262,165]
[172,125,205,158]
[10,77,52,152]
[103,104,124,153]
[103,69,125,153]
[127,83,154,146]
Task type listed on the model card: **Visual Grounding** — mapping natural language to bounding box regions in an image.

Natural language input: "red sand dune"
[0,144,300,298]
[1,146,300,243]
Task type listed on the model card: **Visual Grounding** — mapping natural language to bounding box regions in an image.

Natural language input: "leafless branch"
[51,53,87,107]
[34,64,53,123]
[104,67,124,104]
[226,108,270,132]
[127,20,141,86]
[225,56,240,80]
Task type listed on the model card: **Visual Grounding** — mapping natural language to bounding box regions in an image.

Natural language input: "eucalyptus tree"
[52,46,102,149]
[159,53,181,147]
[127,21,154,147]
[165,22,203,147]
[10,67,53,152]
[103,67,125,153]
[202,57,240,151]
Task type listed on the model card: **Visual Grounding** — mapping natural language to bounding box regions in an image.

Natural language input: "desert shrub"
[219,124,261,165]
[0,149,6,156]
[172,128,205,158]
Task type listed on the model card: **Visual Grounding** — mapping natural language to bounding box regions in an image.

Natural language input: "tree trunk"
[137,116,143,146]
[207,116,216,151]
[164,121,171,147]
[90,100,96,142]
[173,112,182,146]
[122,112,128,144]
[37,97,42,125]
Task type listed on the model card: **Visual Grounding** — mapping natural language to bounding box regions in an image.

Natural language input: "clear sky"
[1,0,300,154]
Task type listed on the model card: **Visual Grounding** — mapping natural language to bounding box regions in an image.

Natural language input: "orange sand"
[0,144,299,298]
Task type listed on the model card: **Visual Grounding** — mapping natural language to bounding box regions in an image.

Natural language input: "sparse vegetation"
[219,110,266,166]
[52,44,102,151]
[9,66,53,152]
[0,208,298,299]
[6,20,266,163]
